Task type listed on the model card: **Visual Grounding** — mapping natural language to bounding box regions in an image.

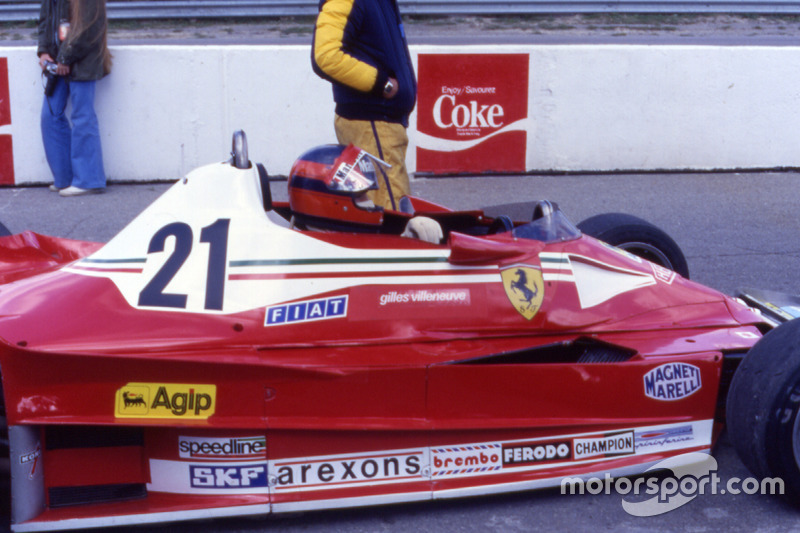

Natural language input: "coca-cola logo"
[433,88,504,131]
[416,54,529,174]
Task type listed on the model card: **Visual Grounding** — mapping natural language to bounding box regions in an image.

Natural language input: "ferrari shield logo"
[502,265,545,320]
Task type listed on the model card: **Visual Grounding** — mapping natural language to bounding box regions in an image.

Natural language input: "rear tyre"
[727,319,800,499]
[577,213,689,279]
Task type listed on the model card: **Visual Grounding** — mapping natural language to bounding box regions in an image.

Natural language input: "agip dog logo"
[115,383,216,419]
[416,54,529,174]
[502,265,544,320]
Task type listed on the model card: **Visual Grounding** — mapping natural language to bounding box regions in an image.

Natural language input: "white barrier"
[1,43,799,185]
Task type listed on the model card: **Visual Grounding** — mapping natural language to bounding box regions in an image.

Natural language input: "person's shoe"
[48,184,64,192]
[59,186,104,197]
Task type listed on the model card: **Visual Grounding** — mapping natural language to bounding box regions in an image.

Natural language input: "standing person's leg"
[335,115,410,211]
[40,77,73,189]
[65,80,106,192]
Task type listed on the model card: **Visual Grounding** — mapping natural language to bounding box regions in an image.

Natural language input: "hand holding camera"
[42,60,58,96]
[39,54,71,96]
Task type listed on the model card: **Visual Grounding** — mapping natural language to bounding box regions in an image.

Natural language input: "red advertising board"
[416,54,528,175]
[0,57,14,185]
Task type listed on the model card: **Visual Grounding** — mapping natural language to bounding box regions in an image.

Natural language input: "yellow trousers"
[334,115,410,210]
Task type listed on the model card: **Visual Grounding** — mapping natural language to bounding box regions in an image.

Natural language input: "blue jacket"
[312,0,416,127]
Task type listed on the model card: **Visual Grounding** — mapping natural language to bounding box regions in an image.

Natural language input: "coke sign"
[416,54,528,174]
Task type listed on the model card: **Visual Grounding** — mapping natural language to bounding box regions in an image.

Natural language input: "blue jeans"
[41,78,106,189]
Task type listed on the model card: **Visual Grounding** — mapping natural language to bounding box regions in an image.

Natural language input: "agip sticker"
[115,382,216,419]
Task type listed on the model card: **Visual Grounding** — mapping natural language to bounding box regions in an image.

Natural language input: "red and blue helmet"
[288,144,384,230]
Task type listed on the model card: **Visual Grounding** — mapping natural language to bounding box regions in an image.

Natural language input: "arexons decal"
[265,295,347,326]
[573,431,634,460]
[115,383,216,419]
[643,363,702,401]
[271,451,424,490]
[179,436,266,461]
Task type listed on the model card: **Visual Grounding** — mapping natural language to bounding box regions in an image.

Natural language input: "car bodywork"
[0,156,770,531]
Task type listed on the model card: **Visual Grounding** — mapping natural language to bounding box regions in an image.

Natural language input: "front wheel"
[727,319,800,499]
[577,213,689,279]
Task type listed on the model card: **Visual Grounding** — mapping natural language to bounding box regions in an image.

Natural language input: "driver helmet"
[288,144,384,231]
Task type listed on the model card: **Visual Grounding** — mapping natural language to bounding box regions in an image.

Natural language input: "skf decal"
[644,363,702,401]
[502,441,570,467]
[179,436,266,461]
[115,383,216,419]
[265,295,347,326]
[432,444,502,476]
[573,431,634,460]
[501,265,544,320]
[190,464,267,489]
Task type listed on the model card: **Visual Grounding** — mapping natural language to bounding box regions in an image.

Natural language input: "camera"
[43,60,58,97]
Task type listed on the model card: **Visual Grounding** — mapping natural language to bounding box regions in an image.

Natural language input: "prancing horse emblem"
[501,265,545,320]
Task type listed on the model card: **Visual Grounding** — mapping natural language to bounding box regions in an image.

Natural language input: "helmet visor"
[328,146,379,194]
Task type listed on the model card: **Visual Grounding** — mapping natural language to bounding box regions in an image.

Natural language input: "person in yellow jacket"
[312,0,416,211]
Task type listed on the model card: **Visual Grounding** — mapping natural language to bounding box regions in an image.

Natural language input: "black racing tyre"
[727,319,800,500]
[577,213,689,279]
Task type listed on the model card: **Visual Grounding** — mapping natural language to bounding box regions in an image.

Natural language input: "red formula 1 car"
[0,133,795,531]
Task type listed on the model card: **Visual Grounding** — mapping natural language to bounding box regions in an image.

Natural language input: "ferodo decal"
[501,265,544,320]
[115,383,216,419]
[643,363,702,401]
[502,440,571,467]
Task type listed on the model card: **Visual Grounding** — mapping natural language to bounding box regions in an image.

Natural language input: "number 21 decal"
[138,219,230,311]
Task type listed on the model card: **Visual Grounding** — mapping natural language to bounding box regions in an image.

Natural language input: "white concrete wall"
[2,43,799,185]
